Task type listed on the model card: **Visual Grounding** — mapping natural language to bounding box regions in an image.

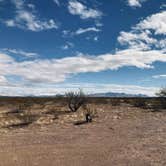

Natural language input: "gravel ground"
[0,102,166,166]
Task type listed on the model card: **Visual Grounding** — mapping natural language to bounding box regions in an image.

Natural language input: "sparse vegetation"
[132,98,147,108]
[65,89,87,112]
[156,87,166,97]
[152,88,166,110]
[111,98,121,106]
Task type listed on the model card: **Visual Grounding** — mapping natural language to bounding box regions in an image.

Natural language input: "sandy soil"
[0,101,166,166]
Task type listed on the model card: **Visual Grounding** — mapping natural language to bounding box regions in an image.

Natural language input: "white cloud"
[160,4,166,9]
[118,30,157,50]
[3,48,38,58]
[68,0,102,19]
[61,42,74,50]
[127,0,147,8]
[136,11,166,35]
[94,36,99,41]
[0,48,166,86]
[4,0,58,31]
[0,11,166,96]
[0,83,159,96]
[75,27,101,35]
[27,4,35,9]
[118,11,166,51]
[0,76,8,86]
[53,0,60,6]
[1,10,166,85]
[152,75,166,79]
[0,53,14,64]
[62,27,101,37]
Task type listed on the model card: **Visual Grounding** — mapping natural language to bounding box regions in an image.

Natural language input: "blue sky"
[0,0,166,96]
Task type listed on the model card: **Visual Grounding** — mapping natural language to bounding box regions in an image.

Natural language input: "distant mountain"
[89,92,148,97]
[0,92,148,98]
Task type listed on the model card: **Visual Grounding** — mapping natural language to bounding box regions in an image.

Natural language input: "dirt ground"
[0,99,166,166]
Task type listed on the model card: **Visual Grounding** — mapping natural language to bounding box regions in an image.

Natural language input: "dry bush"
[65,89,86,112]
[156,87,166,97]
[151,88,166,111]
[16,113,38,125]
[111,98,121,106]
[149,98,166,111]
[132,98,147,108]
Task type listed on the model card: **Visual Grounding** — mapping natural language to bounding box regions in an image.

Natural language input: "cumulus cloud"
[0,11,166,96]
[0,11,166,87]
[127,0,147,8]
[68,0,102,19]
[4,0,58,31]
[136,11,166,35]
[118,11,166,51]
[0,48,166,86]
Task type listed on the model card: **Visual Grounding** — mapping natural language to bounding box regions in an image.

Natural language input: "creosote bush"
[65,89,86,112]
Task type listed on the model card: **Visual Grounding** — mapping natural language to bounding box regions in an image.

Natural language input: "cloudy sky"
[0,0,166,96]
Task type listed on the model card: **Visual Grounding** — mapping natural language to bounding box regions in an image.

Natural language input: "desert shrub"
[132,98,147,108]
[16,113,38,124]
[149,98,166,111]
[152,88,166,110]
[156,87,166,97]
[65,89,87,112]
[111,98,120,106]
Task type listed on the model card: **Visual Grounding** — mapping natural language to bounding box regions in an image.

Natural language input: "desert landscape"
[0,0,166,165]
[0,97,165,166]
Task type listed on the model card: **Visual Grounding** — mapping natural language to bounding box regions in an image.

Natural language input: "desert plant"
[132,98,147,108]
[16,113,38,124]
[65,89,87,112]
[156,87,166,97]
[111,98,120,106]
[154,87,166,110]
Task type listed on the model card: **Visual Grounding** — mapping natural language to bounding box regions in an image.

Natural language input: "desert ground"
[0,97,165,166]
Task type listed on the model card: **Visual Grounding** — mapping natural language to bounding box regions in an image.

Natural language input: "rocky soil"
[0,100,166,166]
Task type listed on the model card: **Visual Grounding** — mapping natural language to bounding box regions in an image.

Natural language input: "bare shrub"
[111,98,120,106]
[154,88,166,110]
[65,89,86,112]
[132,98,147,108]
[156,87,166,97]
[16,113,38,124]
[149,99,166,111]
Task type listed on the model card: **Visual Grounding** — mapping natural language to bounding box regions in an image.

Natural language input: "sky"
[0,0,166,96]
